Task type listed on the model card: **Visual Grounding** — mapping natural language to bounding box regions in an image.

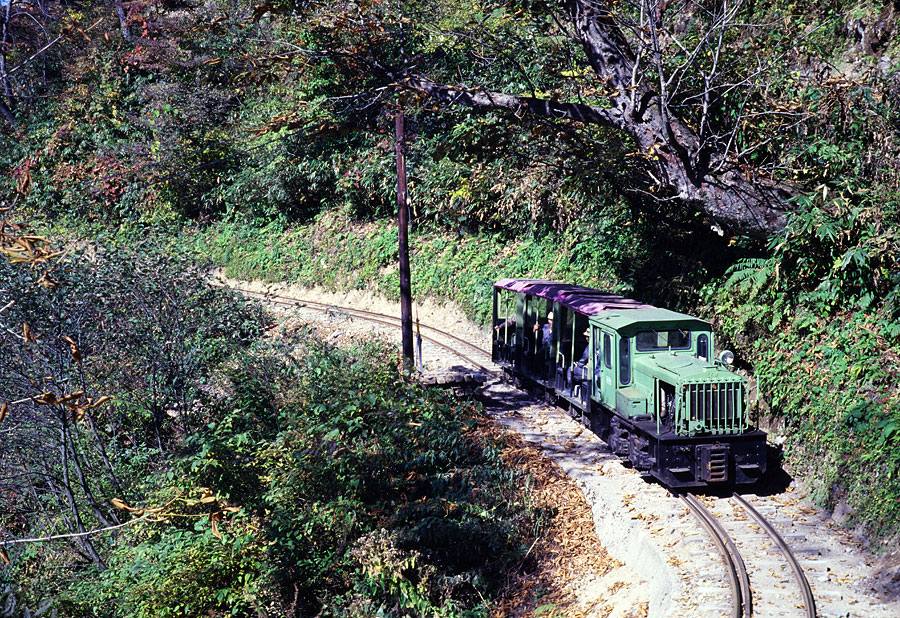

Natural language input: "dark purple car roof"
[494,278,654,316]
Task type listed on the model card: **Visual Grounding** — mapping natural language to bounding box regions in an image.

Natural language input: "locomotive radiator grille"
[686,381,744,434]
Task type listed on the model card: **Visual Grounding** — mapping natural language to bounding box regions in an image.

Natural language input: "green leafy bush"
[59,332,540,617]
[0,239,266,612]
[65,522,275,618]
[707,184,900,540]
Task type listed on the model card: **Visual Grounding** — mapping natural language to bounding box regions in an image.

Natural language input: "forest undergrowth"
[0,240,561,617]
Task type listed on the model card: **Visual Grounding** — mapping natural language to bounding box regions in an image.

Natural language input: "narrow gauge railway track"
[731,493,817,618]
[683,493,751,618]
[681,493,817,618]
[217,283,497,375]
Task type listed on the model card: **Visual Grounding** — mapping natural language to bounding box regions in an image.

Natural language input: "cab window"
[697,333,709,361]
[603,333,612,368]
[619,337,631,385]
[635,329,691,351]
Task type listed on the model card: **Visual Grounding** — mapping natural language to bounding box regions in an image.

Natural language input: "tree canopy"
[250,0,819,236]
[5,0,889,238]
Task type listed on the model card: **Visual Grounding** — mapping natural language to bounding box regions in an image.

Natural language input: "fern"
[724,258,775,297]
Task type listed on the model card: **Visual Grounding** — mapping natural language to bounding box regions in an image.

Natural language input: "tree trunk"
[65,422,119,528]
[113,2,134,44]
[85,413,126,496]
[0,97,16,128]
[59,430,106,568]
[0,1,15,128]
[562,0,791,236]
[1,1,12,103]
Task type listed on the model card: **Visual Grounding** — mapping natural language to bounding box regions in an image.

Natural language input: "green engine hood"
[630,352,748,436]
[633,352,743,386]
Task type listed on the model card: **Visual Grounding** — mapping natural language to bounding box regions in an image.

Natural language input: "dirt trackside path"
[479,389,652,618]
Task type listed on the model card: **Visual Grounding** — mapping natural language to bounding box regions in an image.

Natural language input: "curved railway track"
[731,493,817,618]
[214,282,498,375]
[683,493,751,618]
[682,493,817,618]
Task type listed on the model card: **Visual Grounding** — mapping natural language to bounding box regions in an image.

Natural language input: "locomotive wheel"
[609,417,631,462]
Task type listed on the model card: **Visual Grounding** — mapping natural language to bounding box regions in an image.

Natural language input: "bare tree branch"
[0,513,149,547]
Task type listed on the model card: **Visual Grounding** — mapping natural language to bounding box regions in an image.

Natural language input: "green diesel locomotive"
[492,278,766,488]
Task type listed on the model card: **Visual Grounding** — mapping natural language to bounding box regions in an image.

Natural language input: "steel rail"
[732,493,817,618]
[294,296,491,360]
[224,284,492,360]
[216,283,497,374]
[681,493,751,618]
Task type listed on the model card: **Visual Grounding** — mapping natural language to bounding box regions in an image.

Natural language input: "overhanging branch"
[401,75,621,127]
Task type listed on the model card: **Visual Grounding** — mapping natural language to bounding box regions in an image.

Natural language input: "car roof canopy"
[493,278,654,316]
[591,308,712,331]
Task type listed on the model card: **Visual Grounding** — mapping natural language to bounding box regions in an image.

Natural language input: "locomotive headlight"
[718,350,735,365]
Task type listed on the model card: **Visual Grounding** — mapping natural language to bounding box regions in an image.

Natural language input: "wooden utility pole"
[395,111,414,372]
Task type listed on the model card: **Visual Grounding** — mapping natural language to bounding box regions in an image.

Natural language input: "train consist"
[491,279,767,488]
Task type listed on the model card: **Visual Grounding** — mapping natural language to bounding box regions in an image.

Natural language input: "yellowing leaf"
[71,407,87,423]
[32,392,59,406]
[210,513,222,540]
[63,336,82,365]
[60,391,84,403]
[88,395,112,409]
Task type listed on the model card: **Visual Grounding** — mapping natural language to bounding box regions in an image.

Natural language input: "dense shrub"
[0,240,266,613]
[60,334,540,617]
[707,186,900,539]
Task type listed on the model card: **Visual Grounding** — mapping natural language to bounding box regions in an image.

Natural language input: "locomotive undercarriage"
[587,401,766,488]
[500,364,766,489]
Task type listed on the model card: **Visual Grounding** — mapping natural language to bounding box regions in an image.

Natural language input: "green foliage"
[193,210,636,326]
[7,0,642,235]
[707,183,900,539]
[61,334,539,617]
[0,236,267,613]
[65,521,276,618]
[6,0,900,578]
[193,200,731,330]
